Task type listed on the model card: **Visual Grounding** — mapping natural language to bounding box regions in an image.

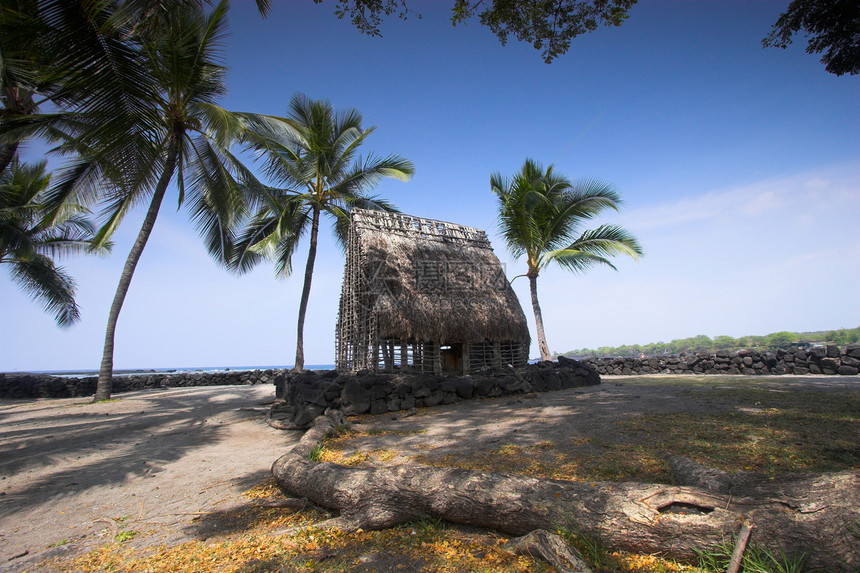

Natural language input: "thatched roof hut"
[336,209,530,373]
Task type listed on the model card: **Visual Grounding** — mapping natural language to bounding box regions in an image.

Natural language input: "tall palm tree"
[491,158,643,362]
[232,93,414,371]
[24,1,265,400]
[0,159,103,326]
[83,1,276,401]
[1,1,276,400]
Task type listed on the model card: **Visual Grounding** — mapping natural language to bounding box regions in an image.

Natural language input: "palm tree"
[1,1,276,400]
[232,93,414,371]
[491,158,643,362]
[83,1,279,401]
[26,1,266,400]
[0,159,103,326]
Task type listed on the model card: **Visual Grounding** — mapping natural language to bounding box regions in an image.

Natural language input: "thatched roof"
[343,209,530,345]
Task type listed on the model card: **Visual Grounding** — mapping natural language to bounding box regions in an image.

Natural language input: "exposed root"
[270,413,860,572]
[503,529,595,573]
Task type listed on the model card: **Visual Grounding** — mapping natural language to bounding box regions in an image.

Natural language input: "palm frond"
[8,254,80,327]
[193,102,247,147]
[329,153,414,200]
[184,133,250,264]
[39,1,162,131]
[543,224,643,273]
[91,192,139,249]
[232,92,410,276]
[228,197,309,276]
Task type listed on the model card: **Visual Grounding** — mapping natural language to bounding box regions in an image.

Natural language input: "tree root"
[271,413,860,571]
[502,529,595,573]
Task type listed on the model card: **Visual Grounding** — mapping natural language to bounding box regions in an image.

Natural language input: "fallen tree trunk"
[272,414,859,571]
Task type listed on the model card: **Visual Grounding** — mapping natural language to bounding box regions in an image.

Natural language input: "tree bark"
[529,273,552,361]
[293,205,320,372]
[0,90,30,174]
[503,529,595,573]
[94,136,180,401]
[0,142,19,175]
[273,415,860,572]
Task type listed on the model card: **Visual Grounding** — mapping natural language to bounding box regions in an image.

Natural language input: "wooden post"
[431,342,441,374]
[462,343,470,375]
[400,342,408,369]
[727,521,753,573]
[384,340,394,373]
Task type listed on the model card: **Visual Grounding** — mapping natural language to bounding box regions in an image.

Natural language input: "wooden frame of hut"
[336,209,530,374]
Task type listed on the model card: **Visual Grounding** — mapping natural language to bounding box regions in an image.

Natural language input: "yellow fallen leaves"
[64,497,547,573]
[64,504,710,573]
[242,477,283,500]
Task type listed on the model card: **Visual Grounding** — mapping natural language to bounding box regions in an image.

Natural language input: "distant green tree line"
[561,327,860,358]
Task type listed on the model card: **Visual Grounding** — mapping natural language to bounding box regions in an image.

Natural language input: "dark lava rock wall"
[581,344,860,376]
[0,369,285,399]
[276,357,600,427]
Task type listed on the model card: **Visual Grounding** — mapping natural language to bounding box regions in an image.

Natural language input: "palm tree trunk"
[293,205,320,372]
[0,142,19,174]
[528,273,552,362]
[94,137,180,401]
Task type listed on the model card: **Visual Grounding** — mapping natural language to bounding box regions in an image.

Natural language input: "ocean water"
[17,365,337,378]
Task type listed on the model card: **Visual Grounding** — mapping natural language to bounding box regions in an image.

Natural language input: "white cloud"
[621,162,858,233]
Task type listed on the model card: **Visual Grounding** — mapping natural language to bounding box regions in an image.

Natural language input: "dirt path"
[0,384,289,572]
[0,375,856,572]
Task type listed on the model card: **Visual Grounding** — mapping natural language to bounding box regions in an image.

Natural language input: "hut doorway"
[440,344,463,373]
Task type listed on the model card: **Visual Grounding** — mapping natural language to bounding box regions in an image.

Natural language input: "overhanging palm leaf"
[0,159,105,327]
[544,224,642,272]
[493,158,643,361]
[330,193,399,247]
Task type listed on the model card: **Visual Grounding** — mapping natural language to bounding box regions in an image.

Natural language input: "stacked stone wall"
[581,344,860,376]
[5,344,856,404]
[275,357,600,427]
[0,369,284,399]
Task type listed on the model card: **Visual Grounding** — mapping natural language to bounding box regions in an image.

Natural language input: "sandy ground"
[1,376,857,572]
[0,384,291,573]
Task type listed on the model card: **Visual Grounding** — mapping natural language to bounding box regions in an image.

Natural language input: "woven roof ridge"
[351,208,490,246]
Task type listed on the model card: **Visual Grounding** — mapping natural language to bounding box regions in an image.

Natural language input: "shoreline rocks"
[0,369,284,399]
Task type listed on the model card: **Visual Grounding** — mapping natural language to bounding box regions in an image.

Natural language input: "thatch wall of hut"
[336,209,530,373]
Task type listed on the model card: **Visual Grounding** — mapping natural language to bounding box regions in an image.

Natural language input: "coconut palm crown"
[231,93,414,371]
[491,158,643,361]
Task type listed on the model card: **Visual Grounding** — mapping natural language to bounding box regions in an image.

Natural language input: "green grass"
[307,442,326,462]
[556,521,613,570]
[696,538,812,573]
[621,387,859,476]
[114,530,138,543]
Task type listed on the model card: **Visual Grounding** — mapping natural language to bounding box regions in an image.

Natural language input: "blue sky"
[1,0,858,371]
